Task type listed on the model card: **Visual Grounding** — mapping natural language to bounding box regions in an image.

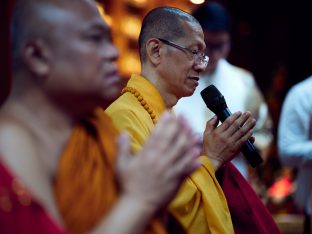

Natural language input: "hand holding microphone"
[200,85,263,168]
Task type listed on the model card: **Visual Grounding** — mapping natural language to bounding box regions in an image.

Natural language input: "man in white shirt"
[175,2,273,179]
[278,76,312,234]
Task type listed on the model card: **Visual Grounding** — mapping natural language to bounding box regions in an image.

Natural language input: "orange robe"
[54,108,166,234]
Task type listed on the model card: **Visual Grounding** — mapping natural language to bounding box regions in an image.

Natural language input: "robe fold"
[217,163,281,234]
[54,108,166,234]
[106,74,234,234]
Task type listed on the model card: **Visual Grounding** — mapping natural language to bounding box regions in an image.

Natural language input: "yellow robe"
[106,74,234,234]
[54,108,166,234]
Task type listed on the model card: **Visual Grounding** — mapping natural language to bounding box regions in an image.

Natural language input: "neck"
[141,69,178,109]
[3,88,77,177]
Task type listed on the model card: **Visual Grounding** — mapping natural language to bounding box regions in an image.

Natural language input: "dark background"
[222,0,312,102]
[208,0,312,139]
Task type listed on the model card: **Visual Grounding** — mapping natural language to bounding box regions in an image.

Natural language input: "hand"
[116,111,201,216]
[203,111,256,171]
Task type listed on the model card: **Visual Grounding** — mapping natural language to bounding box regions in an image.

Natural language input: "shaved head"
[11,0,98,71]
[10,0,121,111]
[138,7,200,62]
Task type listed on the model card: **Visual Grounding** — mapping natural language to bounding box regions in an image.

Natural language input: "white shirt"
[278,76,312,214]
[175,59,273,178]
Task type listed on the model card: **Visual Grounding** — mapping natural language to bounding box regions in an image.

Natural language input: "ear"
[145,38,161,65]
[22,40,51,78]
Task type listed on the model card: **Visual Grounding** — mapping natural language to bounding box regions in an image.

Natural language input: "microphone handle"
[216,108,263,168]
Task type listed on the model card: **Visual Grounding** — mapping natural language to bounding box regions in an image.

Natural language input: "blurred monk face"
[38,0,122,109]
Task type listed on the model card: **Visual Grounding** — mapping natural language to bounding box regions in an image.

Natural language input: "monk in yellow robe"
[106,7,257,234]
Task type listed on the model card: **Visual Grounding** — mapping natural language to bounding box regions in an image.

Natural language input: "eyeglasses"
[158,38,209,68]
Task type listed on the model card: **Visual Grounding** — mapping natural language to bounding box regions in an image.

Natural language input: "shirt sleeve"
[278,85,312,167]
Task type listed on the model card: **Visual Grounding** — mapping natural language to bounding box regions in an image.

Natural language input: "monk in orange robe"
[54,109,166,234]
[0,0,201,234]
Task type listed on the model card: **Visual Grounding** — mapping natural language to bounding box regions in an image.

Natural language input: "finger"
[176,115,193,136]
[152,113,195,155]
[234,130,254,149]
[151,111,172,136]
[162,127,195,165]
[249,136,255,143]
[232,117,255,142]
[168,147,201,179]
[218,111,242,132]
[227,112,251,136]
[152,119,181,152]
[146,112,179,151]
[237,111,252,128]
[204,115,219,135]
[239,117,256,137]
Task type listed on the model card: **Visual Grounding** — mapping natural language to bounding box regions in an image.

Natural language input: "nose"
[193,61,207,73]
[101,41,119,61]
[109,43,119,61]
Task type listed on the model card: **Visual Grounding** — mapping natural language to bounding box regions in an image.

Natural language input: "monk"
[0,0,201,233]
[106,6,257,234]
[107,6,281,234]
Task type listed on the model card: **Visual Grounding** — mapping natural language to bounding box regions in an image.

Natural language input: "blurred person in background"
[0,0,201,233]
[174,1,274,182]
[278,75,312,234]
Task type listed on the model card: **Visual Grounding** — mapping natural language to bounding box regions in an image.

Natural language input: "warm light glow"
[120,16,141,39]
[119,52,141,76]
[125,0,148,8]
[190,0,205,4]
[267,176,294,200]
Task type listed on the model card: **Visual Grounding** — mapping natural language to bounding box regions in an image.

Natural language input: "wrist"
[119,194,157,219]
[207,155,225,171]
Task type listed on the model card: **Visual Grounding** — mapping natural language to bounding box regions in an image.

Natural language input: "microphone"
[200,85,263,168]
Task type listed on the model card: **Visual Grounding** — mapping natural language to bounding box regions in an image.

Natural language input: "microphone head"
[200,85,228,113]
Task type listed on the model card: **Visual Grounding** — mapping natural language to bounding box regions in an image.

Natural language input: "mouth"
[188,76,200,86]
[189,76,199,82]
[105,70,121,81]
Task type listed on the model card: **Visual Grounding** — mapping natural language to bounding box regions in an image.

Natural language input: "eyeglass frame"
[158,38,209,68]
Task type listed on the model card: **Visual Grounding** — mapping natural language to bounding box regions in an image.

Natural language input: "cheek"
[64,44,102,69]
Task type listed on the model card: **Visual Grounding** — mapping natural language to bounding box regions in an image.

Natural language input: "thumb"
[204,115,219,133]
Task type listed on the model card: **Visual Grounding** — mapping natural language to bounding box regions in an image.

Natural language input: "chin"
[182,90,195,98]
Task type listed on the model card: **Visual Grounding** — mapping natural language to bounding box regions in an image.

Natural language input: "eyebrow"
[90,22,110,32]
[88,22,113,38]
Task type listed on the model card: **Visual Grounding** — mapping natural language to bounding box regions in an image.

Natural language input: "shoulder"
[289,76,312,95]
[285,77,312,105]
[0,116,44,181]
[0,118,38,163]
[107,92,141,114]
[283,77,312,111]
[106,96,152,136]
